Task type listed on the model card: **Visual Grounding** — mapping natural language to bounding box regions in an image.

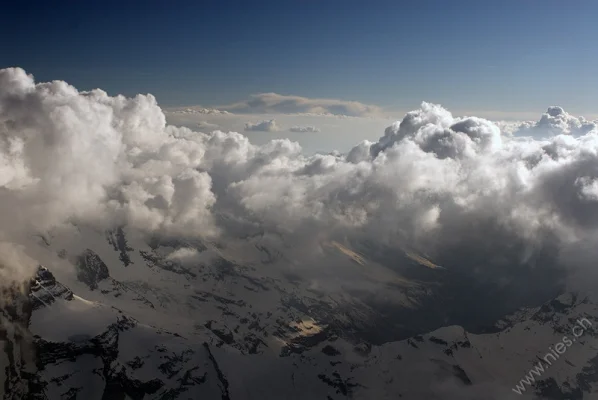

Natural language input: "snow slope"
[2,226,597,399]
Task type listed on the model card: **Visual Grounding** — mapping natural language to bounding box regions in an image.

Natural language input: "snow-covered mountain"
[2,226,597,400]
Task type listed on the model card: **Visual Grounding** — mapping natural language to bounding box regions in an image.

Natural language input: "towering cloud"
[1,67,598,290]
[0,68,218,249]
[505,106,598,137]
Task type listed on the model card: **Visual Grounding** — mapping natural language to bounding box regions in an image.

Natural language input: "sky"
[2,0,597,119]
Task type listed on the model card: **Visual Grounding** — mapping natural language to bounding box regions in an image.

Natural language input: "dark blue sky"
[2,0,596,115]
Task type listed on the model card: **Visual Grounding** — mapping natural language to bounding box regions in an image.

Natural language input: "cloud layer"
[1,67,598,294]
[219,92,385,117]
[169,107,231,115]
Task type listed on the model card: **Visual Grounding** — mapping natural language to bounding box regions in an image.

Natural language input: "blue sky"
[2,0,596,117]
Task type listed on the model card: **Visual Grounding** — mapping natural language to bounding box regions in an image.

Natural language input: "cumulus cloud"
[506,106,598,137]
[2,67,598,304]
[289,125,321,133]
[244,119,279,132]
[0,67,218,255]
[220,92,385,117]
[225,102,598,296]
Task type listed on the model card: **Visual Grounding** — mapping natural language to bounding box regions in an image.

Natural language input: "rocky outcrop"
[75,249,110,290]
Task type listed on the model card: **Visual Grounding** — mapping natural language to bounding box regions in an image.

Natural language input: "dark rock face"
[203,343,230,400]
[106,227,134,267]
[317,372,360,397]
[1,276,223,399]
[1,280,44,400]
[34,315,175,399]
[75,249,110,290]
[452,365,472,385]
[321,345,341,356]
[140,250,197,279]
[30,267,74,309]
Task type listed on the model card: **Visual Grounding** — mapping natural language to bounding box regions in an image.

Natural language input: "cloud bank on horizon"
[1,67,598,289]
[218,92,386,117]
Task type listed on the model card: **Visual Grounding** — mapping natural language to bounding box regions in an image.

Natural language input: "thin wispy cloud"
[196,121,219,131]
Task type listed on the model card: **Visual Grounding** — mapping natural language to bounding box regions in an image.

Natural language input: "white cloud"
[219,92,385,117]
[169,107,231,115]
[2,67,598,298]
[196,121,219,131]
[0,67,218,246]
[506,106,598,137]
[165,111,394,154]
[289,125,321,133]
[165,247,202,266]
[244,119,279,132]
